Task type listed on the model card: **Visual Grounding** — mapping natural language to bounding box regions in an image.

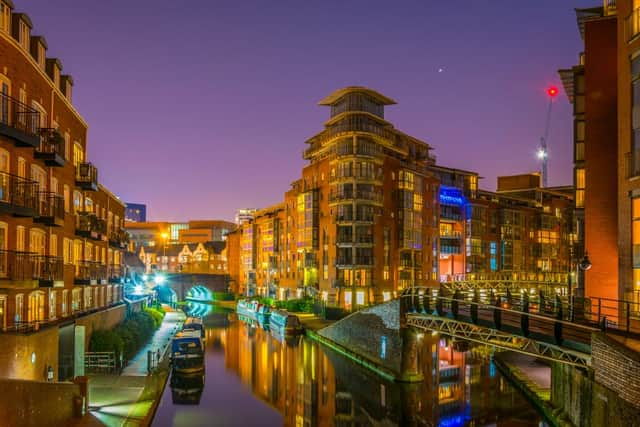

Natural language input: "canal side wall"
[0,378,82,427]
[75,303,127,351]
[551,333,640,427]
[317,300,403,377]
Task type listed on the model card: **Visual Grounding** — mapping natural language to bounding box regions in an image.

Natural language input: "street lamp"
[569,252,592,320]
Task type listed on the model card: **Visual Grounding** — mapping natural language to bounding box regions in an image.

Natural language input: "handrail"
[0,92,40,136]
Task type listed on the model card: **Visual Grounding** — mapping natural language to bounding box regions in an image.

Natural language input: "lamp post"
[570,252,592,320]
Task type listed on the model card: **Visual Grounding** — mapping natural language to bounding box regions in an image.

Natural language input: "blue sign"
[380,336,387,359]
[439,186,466,207]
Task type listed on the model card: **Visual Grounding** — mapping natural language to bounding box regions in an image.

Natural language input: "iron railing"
[36,192,64,220]
[76,212,107,237]
[75,260,108,282]
[75,162,98,188]
[0,171,38,212]
[329,191,383,204]
[34,255,64,282]
[36,128,65,158]
[0,250,37,280]
[0,92,40,137]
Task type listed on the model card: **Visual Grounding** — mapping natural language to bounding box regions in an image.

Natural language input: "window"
[71,289,80,312]
[49,234,57,257]
[0,2,10,34]
[49,290,56,319]
[0,222,6,277]
[15,294,23,322]
[18,88,26,126]
[29,229,45,255]
[73,142,84,168]
[63,185,70,213]
[61,290,68,316]
[30,164,46,192]
[17,157,26,178]
[633,198,640,269]
[63,238,72,264]
[74,240,83,263]
[16,226,25,252]
[37,44,45,70]
[73,191,82,212]
[575,168,585,208]
[19,21,29,50]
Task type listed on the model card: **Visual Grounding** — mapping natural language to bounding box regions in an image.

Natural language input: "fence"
[85,351,117,374]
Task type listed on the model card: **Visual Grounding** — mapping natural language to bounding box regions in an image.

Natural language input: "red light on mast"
[547,86,558,98]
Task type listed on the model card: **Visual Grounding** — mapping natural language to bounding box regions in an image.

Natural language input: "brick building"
[228,87,574,308]
[558,1,640,309]
[0,0,127,379]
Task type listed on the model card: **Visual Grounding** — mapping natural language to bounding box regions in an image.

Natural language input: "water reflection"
[170,372,205,405]
[154,315,544,427]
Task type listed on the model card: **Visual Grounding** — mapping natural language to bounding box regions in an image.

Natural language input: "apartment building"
[0,1,127,379]
[229,88,574,308]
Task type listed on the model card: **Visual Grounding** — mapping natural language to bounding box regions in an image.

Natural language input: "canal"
[152,303,546,427]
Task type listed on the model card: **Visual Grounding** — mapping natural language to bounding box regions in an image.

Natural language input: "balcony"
[34,128,66,167]
[75,261,108,285]
[108,229,129,250]
[440,242,462,255]
[34,192,64,227]
[0,93,41,148]
[329,191,383,206]
[0,172,38,217]
[108,264,124,283]
[76,212,107,240]
[329,172,383,184]
[34,256,64,287]
[440,232,463,241]
[336,257,374,268]
[75,163,98,191]
[626,151,640,179]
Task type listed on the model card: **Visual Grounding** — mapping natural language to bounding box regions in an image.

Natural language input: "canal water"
[152,303,546,427]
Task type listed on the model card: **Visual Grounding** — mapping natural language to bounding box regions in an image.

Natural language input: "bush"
[144,307,165,328]
[212,292,235,301]
[274,297,314,313]
[90,310,163,363]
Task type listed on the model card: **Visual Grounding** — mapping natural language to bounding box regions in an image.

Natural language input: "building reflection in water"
[212,319,542,426]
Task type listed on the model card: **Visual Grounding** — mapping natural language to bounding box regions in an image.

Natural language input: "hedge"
[212,292,235,301]
[89,309,166,363]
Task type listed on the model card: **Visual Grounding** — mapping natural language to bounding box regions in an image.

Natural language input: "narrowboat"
[171,330,205,374]
[269,309,304,337]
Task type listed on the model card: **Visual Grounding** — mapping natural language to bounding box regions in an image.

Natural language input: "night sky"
[23,0,594,221]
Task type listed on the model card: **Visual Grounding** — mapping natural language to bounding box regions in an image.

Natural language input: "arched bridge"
[400,287,640,368]
[159,273,230,301]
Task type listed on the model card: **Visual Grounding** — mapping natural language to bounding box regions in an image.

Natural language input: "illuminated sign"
[439,186,466,207]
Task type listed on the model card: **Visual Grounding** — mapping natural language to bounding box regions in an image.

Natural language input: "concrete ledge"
[305,329,396,381]
[494,353,572,427]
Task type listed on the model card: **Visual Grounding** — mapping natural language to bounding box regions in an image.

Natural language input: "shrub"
[212,292,235,301]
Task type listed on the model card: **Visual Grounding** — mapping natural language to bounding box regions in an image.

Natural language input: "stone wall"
[0,327,59,381]
[0,378,81,427]
[75,304,127,351]
[317,300,402,375]
[551,352,640,426]
[591,333,640,408]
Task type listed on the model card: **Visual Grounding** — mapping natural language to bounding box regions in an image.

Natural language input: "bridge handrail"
[401,286,639,336]
[416,295,600,332]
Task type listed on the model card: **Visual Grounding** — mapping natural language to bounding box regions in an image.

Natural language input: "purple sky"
[23,0,594,221]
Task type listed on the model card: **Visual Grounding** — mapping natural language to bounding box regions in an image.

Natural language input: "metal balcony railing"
[76,212,107,239]
[35,128,66,166]
[329,191,383,204]
[0,171,38,215]
[35,255,64,282]
[0,92,40,147]
[108,229,129,249]
[75,162,98,190]
[0,250,37,281]
[108,264,124,283]
[75,261,108,283]
[35,192,64,221]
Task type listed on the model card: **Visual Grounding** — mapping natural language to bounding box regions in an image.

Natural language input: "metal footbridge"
[400,286,640,368]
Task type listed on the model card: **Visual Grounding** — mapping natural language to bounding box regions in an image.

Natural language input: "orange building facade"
[0,0,127,335]
[228,88,574,308]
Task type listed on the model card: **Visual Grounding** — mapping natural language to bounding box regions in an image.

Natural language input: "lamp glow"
[154,274,166,285]
[537,148,547,159]
[547,86,558,97]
